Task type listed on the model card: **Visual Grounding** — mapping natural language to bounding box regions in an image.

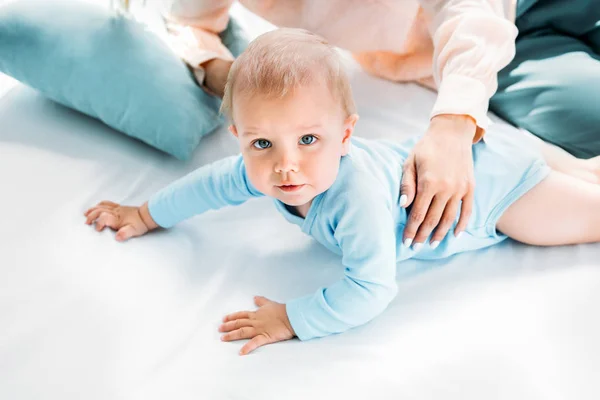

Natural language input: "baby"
[85,28,600,355]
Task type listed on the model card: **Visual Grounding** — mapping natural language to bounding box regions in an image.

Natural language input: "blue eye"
[300,135,317,145]
[253,139,272,149]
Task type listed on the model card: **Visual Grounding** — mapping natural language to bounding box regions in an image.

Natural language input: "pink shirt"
[164,0,518,140]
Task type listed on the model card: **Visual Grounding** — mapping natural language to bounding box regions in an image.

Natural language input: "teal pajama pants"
[490,0,600,158]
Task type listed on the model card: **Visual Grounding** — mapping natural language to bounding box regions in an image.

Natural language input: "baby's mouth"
[277,184,305,192]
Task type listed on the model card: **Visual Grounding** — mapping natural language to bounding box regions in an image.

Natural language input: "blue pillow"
[0,0,244,160]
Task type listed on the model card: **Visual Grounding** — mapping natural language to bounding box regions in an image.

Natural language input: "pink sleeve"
[420,0,518,133]
[161,0,236,85]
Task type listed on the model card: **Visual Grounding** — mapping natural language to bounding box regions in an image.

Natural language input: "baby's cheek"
[247,168,272,194]
[314,159,338,186]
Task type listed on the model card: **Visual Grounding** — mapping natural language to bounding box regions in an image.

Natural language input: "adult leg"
[490,0,600,158]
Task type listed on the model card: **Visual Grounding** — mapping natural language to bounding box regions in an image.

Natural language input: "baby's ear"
[229,125,239,138]
[342,114,359,155]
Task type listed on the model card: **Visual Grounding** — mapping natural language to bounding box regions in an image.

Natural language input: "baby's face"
[230,83,357,207]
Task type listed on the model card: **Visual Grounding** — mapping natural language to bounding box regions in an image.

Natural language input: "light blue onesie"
[148,125,550,341]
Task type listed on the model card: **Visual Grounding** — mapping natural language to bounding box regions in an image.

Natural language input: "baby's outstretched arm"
[286,191,398,341]
[218,187,398,354]
[84,155,263,241]
[84,201,158,242]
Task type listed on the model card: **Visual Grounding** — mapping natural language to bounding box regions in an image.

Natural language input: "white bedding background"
[1,2,600,399]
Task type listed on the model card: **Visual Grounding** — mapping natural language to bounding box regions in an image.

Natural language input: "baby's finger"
[219,319,254,333]
[85,208,106,225]
[223,311,251,323]
[95,212,117,232]
[240,334,270,356]
[221,326,256,342]
[115,225,137,242]
[85,206,114,224]
[85,203,115,217]
[254,296,271,307]
[85,206,101,220]
[99,201,119,208]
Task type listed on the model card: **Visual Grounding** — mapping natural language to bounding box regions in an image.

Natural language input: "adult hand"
[400,114,476,250]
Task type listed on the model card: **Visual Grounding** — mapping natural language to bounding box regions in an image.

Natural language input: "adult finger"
[411,195,449,250]
[400,156,417,208]
[429,197,461,247]
[402,179,435,246]
[454,190,474,236]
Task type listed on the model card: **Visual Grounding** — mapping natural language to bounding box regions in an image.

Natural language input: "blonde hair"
[220,28,356,120]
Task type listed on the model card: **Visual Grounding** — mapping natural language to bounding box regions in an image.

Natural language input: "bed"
[1,3,599,399]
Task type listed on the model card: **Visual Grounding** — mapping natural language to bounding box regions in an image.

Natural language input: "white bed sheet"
[1,4,600,400]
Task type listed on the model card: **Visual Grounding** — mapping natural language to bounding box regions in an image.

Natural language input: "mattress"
[1,3,599,400]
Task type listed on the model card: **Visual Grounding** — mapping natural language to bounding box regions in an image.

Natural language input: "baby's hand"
[219,296,296,355]
[84,201,157,242]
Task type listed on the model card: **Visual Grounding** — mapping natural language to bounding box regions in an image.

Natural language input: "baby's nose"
[274,151,299,173]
